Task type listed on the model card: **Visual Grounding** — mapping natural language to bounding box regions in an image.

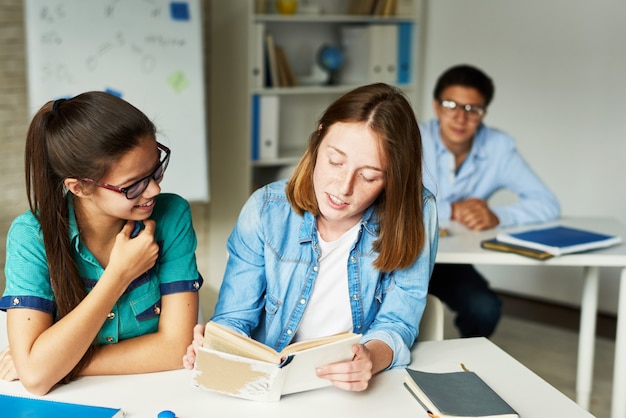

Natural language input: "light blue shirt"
[2,193,203,345]
[212,179,438,369]
[420,119,560,227]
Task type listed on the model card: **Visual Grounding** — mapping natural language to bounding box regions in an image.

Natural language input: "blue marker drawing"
[170,2,190,21]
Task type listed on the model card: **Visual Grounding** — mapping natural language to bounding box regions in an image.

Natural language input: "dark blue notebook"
[497,225,622,256]
[0,393,123,417]
[404,368,518,417]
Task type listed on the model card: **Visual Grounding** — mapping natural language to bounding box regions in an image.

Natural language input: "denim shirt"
[420,118,560,227]
[212,179,438,369]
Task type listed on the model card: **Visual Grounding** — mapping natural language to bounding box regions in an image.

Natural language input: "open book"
[192,321,361,401]
[404,368,518,418]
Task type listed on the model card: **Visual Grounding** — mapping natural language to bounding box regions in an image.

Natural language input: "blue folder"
[0,393,123,417]
[496,225,622,256]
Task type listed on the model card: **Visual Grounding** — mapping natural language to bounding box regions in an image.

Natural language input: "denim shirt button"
[352,294,359,300]
[299,299,306,305]
[349,256,356,262]
[287,329,293,335]
[313,266,318,272]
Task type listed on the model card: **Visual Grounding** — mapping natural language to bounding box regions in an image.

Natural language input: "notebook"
[404,368,518,418]
[496,225,622,256]
[480,238,554,260]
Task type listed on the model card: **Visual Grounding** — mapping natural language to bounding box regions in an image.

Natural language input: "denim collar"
[298,205,378,243]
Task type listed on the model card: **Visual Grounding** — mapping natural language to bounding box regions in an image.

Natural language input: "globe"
[317,45,344,72]
[317,45,344,85]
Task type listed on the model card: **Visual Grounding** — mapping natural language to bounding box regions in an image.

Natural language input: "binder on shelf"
[397,22,412,84]
[338,25,369,85]
[251,94,280,161]
[339,24,398,85]
[369,24,398,84]
[265,32,280,88]
[250,23,266,89]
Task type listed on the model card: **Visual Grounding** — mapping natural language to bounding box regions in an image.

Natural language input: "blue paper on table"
[496,225,622,256]
[0,393,123,417]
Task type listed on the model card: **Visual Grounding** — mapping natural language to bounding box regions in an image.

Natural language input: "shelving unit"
[247,0,422,190]
[205,0,423,313]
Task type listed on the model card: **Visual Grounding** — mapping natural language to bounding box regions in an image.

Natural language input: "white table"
[0,338,592,418]
[436,217,626,418]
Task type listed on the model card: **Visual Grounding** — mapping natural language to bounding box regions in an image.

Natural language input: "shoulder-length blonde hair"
[286,83,425,271]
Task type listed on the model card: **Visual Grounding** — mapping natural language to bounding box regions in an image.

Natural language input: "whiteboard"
[24,0,209,202]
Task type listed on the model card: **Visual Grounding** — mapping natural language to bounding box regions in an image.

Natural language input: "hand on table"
[182,323,205,369]
[0,346,18,381]
[451,198,499,230]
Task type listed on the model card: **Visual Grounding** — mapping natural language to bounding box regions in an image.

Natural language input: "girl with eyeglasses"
[0,91,202,395]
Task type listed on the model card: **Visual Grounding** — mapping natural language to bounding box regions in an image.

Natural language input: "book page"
[203,322,280,363]
[281,333,362,395]
[281,331,360,356]
[204,323,360,364]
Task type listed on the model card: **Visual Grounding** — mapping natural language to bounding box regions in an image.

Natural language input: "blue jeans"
[428,263,502,338]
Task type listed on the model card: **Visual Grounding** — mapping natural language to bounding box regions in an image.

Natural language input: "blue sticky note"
[104,88,122,98]
[170,2,190,21]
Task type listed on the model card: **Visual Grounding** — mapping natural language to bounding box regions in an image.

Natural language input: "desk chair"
[418,294,444,341]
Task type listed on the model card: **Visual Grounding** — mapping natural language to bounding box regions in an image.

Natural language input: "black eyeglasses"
[439,99,486,120]
[79,142,171,199]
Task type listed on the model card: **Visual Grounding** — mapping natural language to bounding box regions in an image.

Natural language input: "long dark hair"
[24,91,156,382]
[286,83,425,271]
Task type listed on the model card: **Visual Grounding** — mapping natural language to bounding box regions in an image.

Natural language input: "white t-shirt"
[293,223,360,342]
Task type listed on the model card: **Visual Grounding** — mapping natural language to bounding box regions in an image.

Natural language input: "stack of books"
[481,225,622,260]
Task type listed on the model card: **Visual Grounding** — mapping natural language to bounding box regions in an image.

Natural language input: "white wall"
[419,0,626,314]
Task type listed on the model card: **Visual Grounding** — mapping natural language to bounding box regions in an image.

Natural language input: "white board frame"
[24,0,209,202]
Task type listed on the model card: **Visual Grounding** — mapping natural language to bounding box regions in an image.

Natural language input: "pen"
[131,221,142,238]
[404,382,440,418]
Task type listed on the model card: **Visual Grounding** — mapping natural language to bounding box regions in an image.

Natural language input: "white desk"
[0,338,591,418]
[436,217,626,418]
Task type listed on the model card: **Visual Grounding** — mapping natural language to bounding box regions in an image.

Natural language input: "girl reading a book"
[183,83,438,391]
[0,92,202,395]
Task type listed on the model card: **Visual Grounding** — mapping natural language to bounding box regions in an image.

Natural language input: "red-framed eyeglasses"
[78,142,171,200]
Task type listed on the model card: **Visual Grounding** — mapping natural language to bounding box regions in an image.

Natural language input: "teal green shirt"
[1,193,203,345]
